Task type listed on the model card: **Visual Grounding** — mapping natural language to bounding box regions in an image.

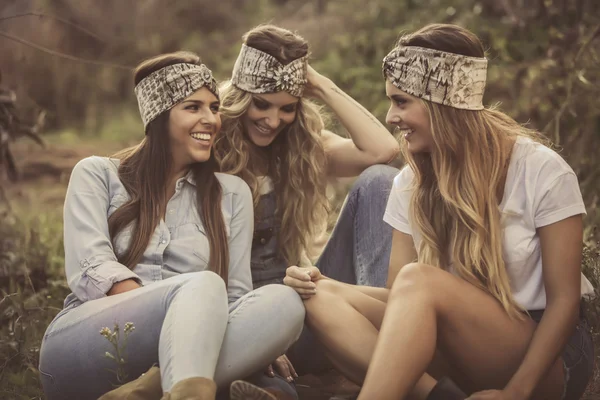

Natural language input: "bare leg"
[305,280,443,398]
[358,263,564,400]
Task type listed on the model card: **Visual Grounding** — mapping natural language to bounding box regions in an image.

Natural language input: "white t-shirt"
[383,137,594,310]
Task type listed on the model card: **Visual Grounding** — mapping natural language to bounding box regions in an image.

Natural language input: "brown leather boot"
[229,380,296,400]
[161,377,217,400]
[98,366,162,400]
[426,377,467,400]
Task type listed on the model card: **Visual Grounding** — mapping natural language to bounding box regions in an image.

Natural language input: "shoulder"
[516,138,576,186]
[215,172,252,198]
[71,156,118,179]
[392,165,415,190]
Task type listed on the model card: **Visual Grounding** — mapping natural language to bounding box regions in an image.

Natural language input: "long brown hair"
[108,51,229,283]
[399,24,546,318]
[215,25,329,265]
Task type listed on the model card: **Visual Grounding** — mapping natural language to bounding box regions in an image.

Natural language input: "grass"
[0,130,599,399]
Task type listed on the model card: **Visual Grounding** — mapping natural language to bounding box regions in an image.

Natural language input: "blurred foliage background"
[1,0,599,398]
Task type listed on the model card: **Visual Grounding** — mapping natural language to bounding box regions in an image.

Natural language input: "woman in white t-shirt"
[283,24,594,400]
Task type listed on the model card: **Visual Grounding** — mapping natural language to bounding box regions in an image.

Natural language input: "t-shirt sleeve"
[534,171,586,228]
[383,166,413,234]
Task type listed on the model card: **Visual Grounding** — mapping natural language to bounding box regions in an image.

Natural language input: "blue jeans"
[287,164,398,376]
[39,271,305,400]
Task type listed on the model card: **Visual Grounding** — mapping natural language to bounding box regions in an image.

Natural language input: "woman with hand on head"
[38,51,305,400]
[213,24,401,399]
[284,24,595,400]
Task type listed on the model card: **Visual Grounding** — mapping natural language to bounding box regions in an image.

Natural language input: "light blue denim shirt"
[61,156,253,311]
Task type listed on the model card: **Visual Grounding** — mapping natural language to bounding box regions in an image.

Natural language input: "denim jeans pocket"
[562,322,595,400]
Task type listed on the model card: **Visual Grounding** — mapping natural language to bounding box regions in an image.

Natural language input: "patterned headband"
[382,46,487,110]
[134,63,219,130]
[231,44,308,97]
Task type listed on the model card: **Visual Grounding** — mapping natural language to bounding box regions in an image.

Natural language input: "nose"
[264,110,281,130]
[385,106,401,126]
[199,108,217,127]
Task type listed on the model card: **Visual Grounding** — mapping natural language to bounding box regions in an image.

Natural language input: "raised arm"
[63,157,141,302]
[306,66,400,177]
[224,177,254,304]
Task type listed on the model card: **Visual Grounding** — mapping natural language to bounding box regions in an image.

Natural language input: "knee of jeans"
[261,284,305,336]
[169,270,227,302]
[351,164,398,195]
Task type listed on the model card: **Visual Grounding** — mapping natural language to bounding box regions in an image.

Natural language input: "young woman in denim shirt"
[38,51,305,400]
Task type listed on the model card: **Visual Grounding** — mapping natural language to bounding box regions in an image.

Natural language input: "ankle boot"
[161,377,217,400]
[426,377,467,400]
[99,366,162,400]
[230,380,290,400]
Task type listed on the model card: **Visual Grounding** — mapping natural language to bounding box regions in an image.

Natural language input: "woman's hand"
[303,65,330,100]
[467,390,516,400]
[107,279,141,296]
[283,265,323,299]
[265,354,297,383]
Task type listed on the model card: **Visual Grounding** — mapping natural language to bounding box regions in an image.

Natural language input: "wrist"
[311,76,335,100]
[504,380,533,400]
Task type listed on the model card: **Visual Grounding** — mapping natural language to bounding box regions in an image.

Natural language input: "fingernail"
[294,373,299,378]
[287,376,293,382]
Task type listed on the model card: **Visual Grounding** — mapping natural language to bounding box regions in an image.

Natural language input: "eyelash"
[186,104,220,114]
[254,100,296,114]
[253,100,270,110]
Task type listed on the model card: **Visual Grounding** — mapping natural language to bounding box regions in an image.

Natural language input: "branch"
[0,12,106,43]
[542,23,600,141]
[0,31,133,70]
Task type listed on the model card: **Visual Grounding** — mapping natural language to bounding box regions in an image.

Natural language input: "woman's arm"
[503,215,583,399]
[337,230,417,302]
[225,178,254,304]
[63,157,141,302]
[306,66,400,177]
[285,230,417,303]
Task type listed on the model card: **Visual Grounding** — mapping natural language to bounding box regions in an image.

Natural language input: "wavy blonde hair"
[399,24,548,319]
[214,25,328,265]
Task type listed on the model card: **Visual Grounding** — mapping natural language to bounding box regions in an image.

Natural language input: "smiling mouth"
[397,128,415,137]
[254,123,274,135]
[190,132,212,143]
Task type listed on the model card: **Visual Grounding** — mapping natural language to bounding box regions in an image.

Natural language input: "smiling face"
[385,80,433,154]
[167,87,221,168]
[242,91,299,147]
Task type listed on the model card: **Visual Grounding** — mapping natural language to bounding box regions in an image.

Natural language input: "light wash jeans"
[39,271,305,400]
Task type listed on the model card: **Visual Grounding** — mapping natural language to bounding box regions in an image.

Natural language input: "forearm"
[314,78,399,163]
[505,298,580,399]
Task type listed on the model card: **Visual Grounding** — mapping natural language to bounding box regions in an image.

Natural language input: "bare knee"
[304,279,345,324]
[390,262,445,304]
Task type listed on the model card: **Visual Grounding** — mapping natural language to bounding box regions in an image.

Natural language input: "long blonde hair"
[400,24,547,319]
[214,25,328,265]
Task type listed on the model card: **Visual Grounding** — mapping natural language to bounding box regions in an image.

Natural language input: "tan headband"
[134,63,219,129]
[383,46,487,110]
